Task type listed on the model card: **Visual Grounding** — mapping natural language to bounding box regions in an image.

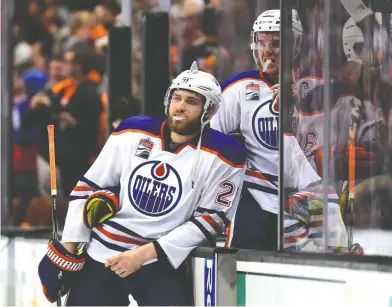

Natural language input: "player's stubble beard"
[167,112,202,136]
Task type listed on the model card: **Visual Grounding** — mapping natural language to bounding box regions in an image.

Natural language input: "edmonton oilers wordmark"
[128,160,182,216]
[251,99,279,150]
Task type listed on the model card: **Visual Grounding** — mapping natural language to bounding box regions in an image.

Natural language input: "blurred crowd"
[10,0,262,227]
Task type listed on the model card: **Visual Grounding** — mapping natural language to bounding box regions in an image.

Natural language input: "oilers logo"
[128,161,182,217]
[252,99,279,150]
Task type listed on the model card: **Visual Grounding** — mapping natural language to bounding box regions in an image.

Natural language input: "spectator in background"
[170,0,218,74]
[23,45,102,196]
[44,54,67,90]
[63,11,95,51]
[92,1,121,32]
[18,0,54,60]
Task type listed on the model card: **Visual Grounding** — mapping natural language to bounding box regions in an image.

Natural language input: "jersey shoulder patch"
[221,70,262,92]
[202,128,247,167]
[115,116,164,137]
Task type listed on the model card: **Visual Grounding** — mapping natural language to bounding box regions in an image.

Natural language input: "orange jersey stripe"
[96,226,146,246]
[284,228,309,244]
[245,169,270,181]
[73,186,94,192]
[202,215,222,233]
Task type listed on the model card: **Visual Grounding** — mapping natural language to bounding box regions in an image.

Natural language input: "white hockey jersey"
[62,116,246,269]
[210,70,320,214]
[211,70,348,249]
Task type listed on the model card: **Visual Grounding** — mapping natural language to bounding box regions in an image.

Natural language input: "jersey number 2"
[215,181,235,207]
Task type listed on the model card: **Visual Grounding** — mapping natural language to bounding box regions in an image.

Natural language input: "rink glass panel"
[281,0,392,256]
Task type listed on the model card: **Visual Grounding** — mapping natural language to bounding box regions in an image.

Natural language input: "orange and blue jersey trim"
[112,116,247,168]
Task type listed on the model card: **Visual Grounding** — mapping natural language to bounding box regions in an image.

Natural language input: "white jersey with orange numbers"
[62,116,246,269]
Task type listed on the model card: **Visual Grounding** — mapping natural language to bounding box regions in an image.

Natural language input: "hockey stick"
[346,101,360,248]
[48,125,62,307]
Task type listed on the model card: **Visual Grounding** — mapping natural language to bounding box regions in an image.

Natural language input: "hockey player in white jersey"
[293,14,387,254]
[210,9,347,251]
[296,17,384,181]
[37,62,246,306]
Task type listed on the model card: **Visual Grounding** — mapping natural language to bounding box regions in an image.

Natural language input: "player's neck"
[170,131,197,144]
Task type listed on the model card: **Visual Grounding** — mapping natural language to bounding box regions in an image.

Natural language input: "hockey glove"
[38,240,85,303]
[83,189,120,229]
[285,192,324,226]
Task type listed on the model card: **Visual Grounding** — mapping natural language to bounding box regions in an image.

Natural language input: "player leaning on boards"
[38,62,246,306]
[210,9,348,251]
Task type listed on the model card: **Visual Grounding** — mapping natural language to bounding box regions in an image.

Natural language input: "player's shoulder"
[201,128,247,168]
[114,116,164,137]
[221,70,264,92]
[299,81,356,115]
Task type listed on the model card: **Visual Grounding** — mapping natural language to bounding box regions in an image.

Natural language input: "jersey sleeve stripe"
[245,169,278,186]
[284,221,305,233]
[196,207,230,226]
[73,186,94,192]
[103,220,155,241]
[190,218,215,245]
[80,176,102,190]
[95,225,146,246]
[201,215,222,233]
[91,232,128,252]
[284,227,310,244]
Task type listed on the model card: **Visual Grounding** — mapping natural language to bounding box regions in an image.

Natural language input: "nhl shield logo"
[128,160,183,217]
[251,99,279,150]
[135,137,154,159]
[245,82,260,101]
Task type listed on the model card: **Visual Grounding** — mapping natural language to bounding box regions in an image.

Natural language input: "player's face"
[167,89,204,136]
[255,32,280,76]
